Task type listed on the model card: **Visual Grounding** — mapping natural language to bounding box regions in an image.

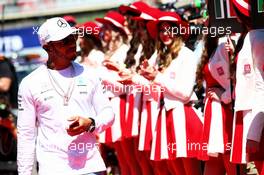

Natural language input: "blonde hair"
[157,36,183,71]
[195,35,218,89]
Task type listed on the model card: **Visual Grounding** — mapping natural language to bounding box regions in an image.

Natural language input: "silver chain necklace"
[46,64,76,106]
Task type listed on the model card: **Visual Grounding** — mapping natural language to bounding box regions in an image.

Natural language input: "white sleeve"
[92,78,115,134]
[17,79,37,175]
[247,31,264,142]
[154,56,196,102]
[214,43,232,104]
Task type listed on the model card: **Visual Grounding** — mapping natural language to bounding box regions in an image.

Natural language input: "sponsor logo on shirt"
[44,96,54,101]
[40,83,53,94]
[170,72,176,79]
[17,94,23,111]
[217,67,224,76]
[244,64,251,74]
[77,84,88,94]
[40,88,53,94]
[77,78,89,94]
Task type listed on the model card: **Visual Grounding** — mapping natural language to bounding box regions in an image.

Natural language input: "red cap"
[232,0,251,17]
[95,11,127,36]
[147,11,190,40]
[63,15,76,24]
[132,7,160,21]
[78,21,100,38]
[119,1,150,15]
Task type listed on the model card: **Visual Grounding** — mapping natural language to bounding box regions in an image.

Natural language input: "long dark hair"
[196,34,218,89]
[83,33,103,51]
[139,36,156,67]
[124,22,156,69]
[124,31,140,68]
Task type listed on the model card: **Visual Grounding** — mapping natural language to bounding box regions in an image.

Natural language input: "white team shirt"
[17,62,114,175]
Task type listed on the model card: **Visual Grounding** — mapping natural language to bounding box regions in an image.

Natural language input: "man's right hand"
[66,116,93,136]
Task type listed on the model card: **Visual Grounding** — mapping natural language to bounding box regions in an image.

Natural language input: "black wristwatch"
[87,117,96,133]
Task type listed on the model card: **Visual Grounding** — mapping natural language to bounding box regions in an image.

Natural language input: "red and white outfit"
[136,50,162,151]
[98,44,130,143]
[95,10,130,143]
[199,43,234,160]
[138,83,161,151]
[97,68,127,143]
[150,46,203,160]
[230,30,257,164]
[123,46,158,140]
[247,29,264,161]
[228,0,264,165]
[121,44,143,139]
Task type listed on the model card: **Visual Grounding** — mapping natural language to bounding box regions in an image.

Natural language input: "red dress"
[199,63,234,160]
[150,97,203,160]
[138,93,160,151]
[123,90,142,139]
